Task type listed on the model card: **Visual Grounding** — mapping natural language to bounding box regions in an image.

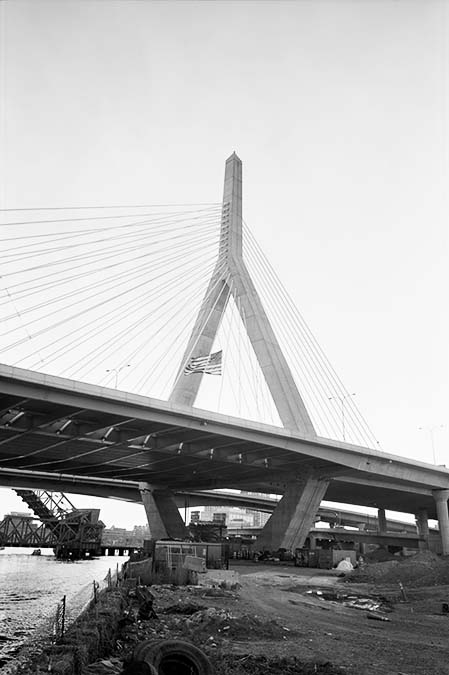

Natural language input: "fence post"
[93,580,98,604]
[61,595,66,638]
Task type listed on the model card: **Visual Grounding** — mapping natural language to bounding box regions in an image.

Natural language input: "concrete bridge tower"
[140,153,331,551]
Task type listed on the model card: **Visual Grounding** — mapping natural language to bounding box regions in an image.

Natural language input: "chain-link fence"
[51,563,125,642]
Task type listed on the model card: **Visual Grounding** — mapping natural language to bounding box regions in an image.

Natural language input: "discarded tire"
[131,639,214,675]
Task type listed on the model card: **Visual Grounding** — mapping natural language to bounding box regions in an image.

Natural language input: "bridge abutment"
[433,489,449,555]
[255,475,329,552]
[139,483,188,540]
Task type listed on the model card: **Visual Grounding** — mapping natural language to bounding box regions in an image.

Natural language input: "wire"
[0,202,221,213]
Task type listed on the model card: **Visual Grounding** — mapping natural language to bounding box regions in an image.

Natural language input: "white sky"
[0,0,448,527]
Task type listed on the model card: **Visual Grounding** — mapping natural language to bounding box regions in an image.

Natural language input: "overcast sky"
[0,0,448,526]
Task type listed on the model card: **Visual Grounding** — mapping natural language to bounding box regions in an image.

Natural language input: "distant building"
[201,505,267,528]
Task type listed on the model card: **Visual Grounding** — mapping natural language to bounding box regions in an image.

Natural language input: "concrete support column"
[255,474,329,552]
[415,508,429,538]
[139,483,188,540]
[415,508,430,551]
[433,489,449,556]
[377,508,387,535]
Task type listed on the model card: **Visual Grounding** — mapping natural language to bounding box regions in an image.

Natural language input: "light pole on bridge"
[328,393,356,442]
[418,424,444,464]
[106,364,131,389]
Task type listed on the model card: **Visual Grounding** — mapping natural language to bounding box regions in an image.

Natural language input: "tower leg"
[139,483,187,540]
[256,474,329,552]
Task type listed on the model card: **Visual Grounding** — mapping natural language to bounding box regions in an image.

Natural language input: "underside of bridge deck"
[1,366,448,527]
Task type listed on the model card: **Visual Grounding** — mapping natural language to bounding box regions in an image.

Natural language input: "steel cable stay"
[0,232,221,326]
[61,264,219,378]
[122,271,229,395]
[0,215,219,276]
[0,225,221,301]
[136,265,231,395]
[218,281,243,418]
[66,261,224,387]
[1,229,221,334]
[0,211,222,262]
[213,281,262,423]
[222,294,271,424]
[26,257,221,377]
[243,223,380,449]
[153,283,238,407]
[1,207,221,258]
[1,261,211,356]
[232,292,281,426]
[216,283,234,413]
[0,204,223,229]
[20,255,222,373]
[0,201,222,213]
[244,230,372,446]
[242,233,346,440]
[0,252,217,348]
[18,259,218,373]
[248,231,378,445]
[64,262,230,404]
[240,230,336,436]
[167,268,232,395]
[0,217,221,279]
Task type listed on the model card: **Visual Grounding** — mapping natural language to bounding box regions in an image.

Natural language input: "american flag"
[184,350,222,375]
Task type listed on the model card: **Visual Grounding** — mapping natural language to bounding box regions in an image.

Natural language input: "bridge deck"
[1,364,448,519]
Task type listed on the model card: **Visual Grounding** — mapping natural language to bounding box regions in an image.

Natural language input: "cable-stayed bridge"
[1,154,448,554]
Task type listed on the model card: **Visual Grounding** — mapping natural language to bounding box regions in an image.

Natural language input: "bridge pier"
[377,508,387,535]
[433,490,449,555]
[139,483,188,540]
[415,508,429,537]
[255,474,329,552]
[415,508,430,550]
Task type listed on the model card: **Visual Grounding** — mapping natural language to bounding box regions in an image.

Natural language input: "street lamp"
[328,393,356,441]
[106,364,131,389]
[418,425,444,464]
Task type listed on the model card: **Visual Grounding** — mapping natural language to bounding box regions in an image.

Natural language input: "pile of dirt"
[364,548,397,563]
[212,654,347,674]
[346,550,449,587]
[178,607,294,642]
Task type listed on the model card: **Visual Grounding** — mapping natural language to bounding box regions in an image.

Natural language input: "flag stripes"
[184,350,222,375]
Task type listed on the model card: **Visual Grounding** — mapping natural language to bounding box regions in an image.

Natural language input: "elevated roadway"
[1,365,448,550]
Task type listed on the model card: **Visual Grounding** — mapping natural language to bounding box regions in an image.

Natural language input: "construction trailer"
[152,540,229,572]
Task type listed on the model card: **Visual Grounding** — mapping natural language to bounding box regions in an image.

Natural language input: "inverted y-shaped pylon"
[169,153,316,438]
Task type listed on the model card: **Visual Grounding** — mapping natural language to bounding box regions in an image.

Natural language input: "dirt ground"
[112,557,449,675]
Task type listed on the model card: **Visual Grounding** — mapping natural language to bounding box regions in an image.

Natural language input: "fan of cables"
[0,203,224,398]
[0,203,380,450]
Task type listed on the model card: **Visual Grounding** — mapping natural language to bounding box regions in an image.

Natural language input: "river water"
[0,548,129,666]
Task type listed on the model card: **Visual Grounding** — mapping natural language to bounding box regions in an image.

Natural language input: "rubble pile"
[180,607,294,642]
[346,550,449,587]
